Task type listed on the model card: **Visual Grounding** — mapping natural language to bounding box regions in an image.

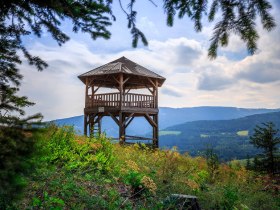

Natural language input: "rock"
[163,194,201,210]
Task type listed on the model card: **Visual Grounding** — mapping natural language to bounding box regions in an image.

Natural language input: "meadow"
[10,125,280,209]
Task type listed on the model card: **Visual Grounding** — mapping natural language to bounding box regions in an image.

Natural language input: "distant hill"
[160,111,280,161]
[53,106,280,137]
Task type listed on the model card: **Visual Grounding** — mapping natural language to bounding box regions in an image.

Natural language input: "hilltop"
[13,126,280,209]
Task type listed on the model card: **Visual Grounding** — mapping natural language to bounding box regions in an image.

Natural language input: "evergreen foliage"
[162,0,276,58]
[250,122,280,174]
[0,1,114,206]
[205,147,219,182]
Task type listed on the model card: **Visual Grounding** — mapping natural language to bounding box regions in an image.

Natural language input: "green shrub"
[43,125,115,173]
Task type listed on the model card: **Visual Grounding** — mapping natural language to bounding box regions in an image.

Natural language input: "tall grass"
[14,125,280,209]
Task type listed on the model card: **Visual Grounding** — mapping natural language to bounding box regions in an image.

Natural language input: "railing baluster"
[86,92,156,109]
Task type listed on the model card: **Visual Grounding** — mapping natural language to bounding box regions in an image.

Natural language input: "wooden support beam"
[88,78,95,87]
[125,116,134,128]
[125,88,131,94]
[123,113,134,126]
[125,135,154,140]
[93,85,100,94]
[94,115,103,124]
[145,85,153,94]
[113,76,120,85]
[87,113,96,124]
[123,77,130,85]
[147,78,156,88]
[144,113,158,128]
[108,112,119,126]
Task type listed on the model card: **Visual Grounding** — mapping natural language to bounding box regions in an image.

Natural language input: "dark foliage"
[250,122,280,174]
[162,0,276,58]
[0,0,114,207]
[0,114,44,207]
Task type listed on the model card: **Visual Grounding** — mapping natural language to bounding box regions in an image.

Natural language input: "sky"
[19,0,280,121]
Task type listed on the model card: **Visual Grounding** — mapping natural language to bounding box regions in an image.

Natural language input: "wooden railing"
[86,92,155,108]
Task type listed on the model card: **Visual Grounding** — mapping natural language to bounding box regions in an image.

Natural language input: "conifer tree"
[250,122,280,174]
[162,0,276,58]
[0,0,115,206]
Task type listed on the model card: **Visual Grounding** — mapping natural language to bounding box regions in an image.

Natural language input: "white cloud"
[161,85,184,97]
[19,14,280,120]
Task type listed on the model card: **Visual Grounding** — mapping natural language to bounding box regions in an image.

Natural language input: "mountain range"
[54,106,279,136]
[160,111,280,160]
[52,106,280,161]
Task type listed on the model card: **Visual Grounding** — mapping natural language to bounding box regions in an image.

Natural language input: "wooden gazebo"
[78,56,165,147]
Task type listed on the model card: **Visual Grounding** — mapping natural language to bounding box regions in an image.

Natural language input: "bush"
[42,125,115,173]
[0,126,37,208]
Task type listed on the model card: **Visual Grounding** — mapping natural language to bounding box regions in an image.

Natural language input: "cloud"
[237,62,280,83]
[197,73,234,91]
[149,38,203,67]
[19,12,280,121]
[175,45,202,65]
[161,85,184,97]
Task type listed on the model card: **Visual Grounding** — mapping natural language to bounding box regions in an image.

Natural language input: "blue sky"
[19,1,280,120]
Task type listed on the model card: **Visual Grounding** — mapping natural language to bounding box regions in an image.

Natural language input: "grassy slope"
[16,126,280,209]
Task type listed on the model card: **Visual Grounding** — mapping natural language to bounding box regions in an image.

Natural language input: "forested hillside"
[160,111,280,161]
[54,106,279,136]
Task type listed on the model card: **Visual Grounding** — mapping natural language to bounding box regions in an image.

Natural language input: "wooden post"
[119,73,123,108]
[122,114,126,142]
[89,114,94,137]
[84,113,88,136]
[91,85,94,108]
[98,115,102,135]
[118,74,125,144]
[155,79,158,108]
[153,114,159,148]
[119,112,124,144]
[85,77,89,107]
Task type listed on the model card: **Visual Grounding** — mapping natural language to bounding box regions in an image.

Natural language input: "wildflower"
[125,160,140,172]
[185,179,199,190]
[141,176,157,194]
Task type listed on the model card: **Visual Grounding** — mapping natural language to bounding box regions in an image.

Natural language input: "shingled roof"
[78,56,165,88]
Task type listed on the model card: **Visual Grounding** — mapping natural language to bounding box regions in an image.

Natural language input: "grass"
[237,130,249,136]
[159,130,181,136]
[8,125,280,209]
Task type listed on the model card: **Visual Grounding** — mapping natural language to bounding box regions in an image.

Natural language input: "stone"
[163,194,201,210]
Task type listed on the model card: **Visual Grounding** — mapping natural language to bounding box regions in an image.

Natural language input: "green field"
[159,130,181,136]
[237,130,249,136]
[200,134,210,138]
